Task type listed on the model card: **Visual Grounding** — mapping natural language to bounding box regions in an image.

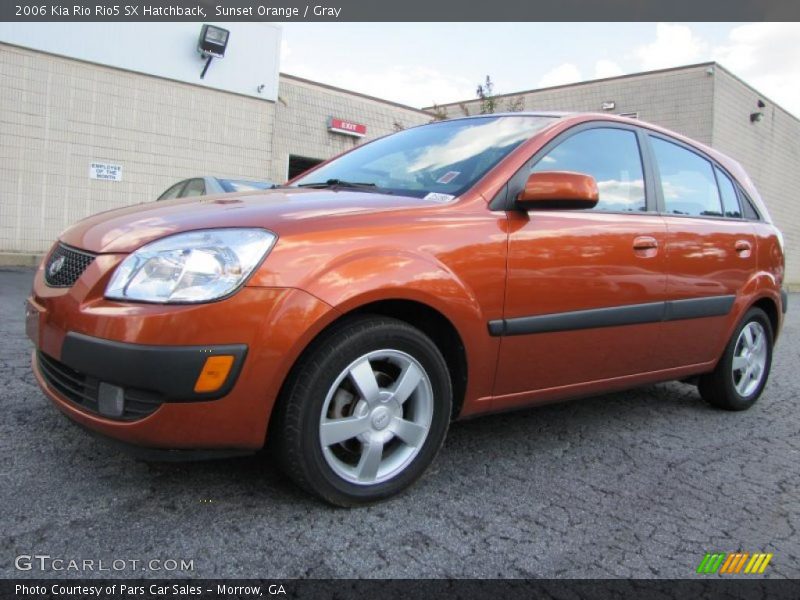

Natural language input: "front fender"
[299,249,500,416]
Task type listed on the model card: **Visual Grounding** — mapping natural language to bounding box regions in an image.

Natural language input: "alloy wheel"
[318,349,434,485]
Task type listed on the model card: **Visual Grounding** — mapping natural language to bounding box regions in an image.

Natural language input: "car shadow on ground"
[104,380,714,506]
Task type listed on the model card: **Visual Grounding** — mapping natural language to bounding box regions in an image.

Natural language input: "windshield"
[292,115,557,198]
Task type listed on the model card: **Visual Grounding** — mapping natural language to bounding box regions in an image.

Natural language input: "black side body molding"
[488,295,736,337]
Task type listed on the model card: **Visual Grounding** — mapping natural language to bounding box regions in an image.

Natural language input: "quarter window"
[714,167,742,218]
[651,137,723,217]
[738,187,761,220]
[531,128,646,212]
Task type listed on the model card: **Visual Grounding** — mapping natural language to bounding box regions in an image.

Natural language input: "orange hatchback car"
[27,113,787,505]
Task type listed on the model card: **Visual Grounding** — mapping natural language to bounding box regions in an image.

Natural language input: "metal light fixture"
[750,99,766,123]
[197,24,230,79]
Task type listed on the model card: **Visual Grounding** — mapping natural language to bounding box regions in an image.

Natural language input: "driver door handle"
[632,236,659,258]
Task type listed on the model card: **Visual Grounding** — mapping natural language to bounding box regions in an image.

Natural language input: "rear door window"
[714,167,742,218]
[650,137,723,217]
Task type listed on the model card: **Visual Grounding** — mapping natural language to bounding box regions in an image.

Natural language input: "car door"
[647,134,757,368]
[492,125,668,406]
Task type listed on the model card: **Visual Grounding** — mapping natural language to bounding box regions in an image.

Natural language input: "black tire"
[273,315,452,506]
[699,307,773,411]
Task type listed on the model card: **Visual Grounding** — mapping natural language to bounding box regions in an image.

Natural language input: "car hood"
[60,188,443,254]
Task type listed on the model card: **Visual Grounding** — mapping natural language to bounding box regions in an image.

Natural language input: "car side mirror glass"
[517,171,599,210]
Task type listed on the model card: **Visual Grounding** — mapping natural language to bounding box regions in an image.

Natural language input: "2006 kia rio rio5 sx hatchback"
[28,113,787,506]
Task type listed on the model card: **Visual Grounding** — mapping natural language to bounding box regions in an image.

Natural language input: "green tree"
[476,75,497,114]
[429,75,525,121]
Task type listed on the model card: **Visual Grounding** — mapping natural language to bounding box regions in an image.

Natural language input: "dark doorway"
[288,155,324,180]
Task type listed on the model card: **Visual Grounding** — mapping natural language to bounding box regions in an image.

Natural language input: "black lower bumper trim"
[60,332,247,402]
[781,289,788,314]
[37,350,162,421]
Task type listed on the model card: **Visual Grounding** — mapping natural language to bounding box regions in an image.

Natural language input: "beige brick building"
[272,75,430,181]
[0,35,797,288]
[0,41,429,263]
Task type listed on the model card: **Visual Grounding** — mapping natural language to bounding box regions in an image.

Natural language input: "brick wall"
[433,64,716,145]
[434,63,800,286]
[270,74,430,183]
[711,67,800,286]
[0,43,275,255]
[3,46,796,288]
[0,46,432,257]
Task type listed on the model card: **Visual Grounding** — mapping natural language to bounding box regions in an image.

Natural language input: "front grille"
[37,351,163,421]
[44,244,96,287]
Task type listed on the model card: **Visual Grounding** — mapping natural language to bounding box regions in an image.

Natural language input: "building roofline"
[425,62,718,109]
[279,72,433,116]
[711,62,800,124]
[426,61,798,123]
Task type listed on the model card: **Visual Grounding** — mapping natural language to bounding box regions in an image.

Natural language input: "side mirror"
[517,171,599,210]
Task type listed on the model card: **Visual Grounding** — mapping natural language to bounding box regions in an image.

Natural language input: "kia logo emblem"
[48,256,65,277]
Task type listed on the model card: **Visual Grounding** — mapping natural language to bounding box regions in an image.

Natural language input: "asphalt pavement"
[1,267,798,578]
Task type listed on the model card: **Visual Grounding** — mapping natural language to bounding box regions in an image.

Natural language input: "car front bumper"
[27,253,336,451]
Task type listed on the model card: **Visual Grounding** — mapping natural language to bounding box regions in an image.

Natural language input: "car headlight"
[105,228,277,303]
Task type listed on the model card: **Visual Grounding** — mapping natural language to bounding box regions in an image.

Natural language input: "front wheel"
[699,307,773,411]
[273,315,452,506]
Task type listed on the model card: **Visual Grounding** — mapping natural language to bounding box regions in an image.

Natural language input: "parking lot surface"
[1,267,798,578]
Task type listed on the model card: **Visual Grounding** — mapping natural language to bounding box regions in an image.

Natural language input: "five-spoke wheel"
[731,321,768,397]
[319,350,433,485]
[700,307,774,411]
[274,315,452,506]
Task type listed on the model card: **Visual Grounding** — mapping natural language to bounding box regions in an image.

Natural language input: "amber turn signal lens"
[194,355,235,393]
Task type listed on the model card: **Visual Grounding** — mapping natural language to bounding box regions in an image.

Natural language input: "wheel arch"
[343,299,469,420]
[750,295,780,340]
[269,297,469,441]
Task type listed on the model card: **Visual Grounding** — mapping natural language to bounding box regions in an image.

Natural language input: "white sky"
[280,22,800,118]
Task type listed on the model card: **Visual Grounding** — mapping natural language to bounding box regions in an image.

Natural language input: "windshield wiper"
[297,179,378,190]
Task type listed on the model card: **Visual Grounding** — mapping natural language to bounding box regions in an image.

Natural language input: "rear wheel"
[274,315,452,506]
[699,307,773,411]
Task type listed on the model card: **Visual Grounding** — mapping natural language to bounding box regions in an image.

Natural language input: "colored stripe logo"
[697,552,773,574]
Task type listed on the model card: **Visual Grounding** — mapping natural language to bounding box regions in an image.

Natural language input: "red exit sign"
[328,117,367,137]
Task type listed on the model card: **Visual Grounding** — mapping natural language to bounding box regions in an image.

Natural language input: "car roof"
[441,111,572,121]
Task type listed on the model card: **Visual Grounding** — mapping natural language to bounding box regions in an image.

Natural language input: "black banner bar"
[3,579,800,600]
[2,0,800,22]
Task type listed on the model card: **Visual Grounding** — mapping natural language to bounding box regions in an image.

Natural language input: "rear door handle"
[735,240,752,257]
[633,236,659,251]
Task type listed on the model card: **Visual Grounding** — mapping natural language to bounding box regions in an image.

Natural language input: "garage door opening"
[288,155,324,180]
